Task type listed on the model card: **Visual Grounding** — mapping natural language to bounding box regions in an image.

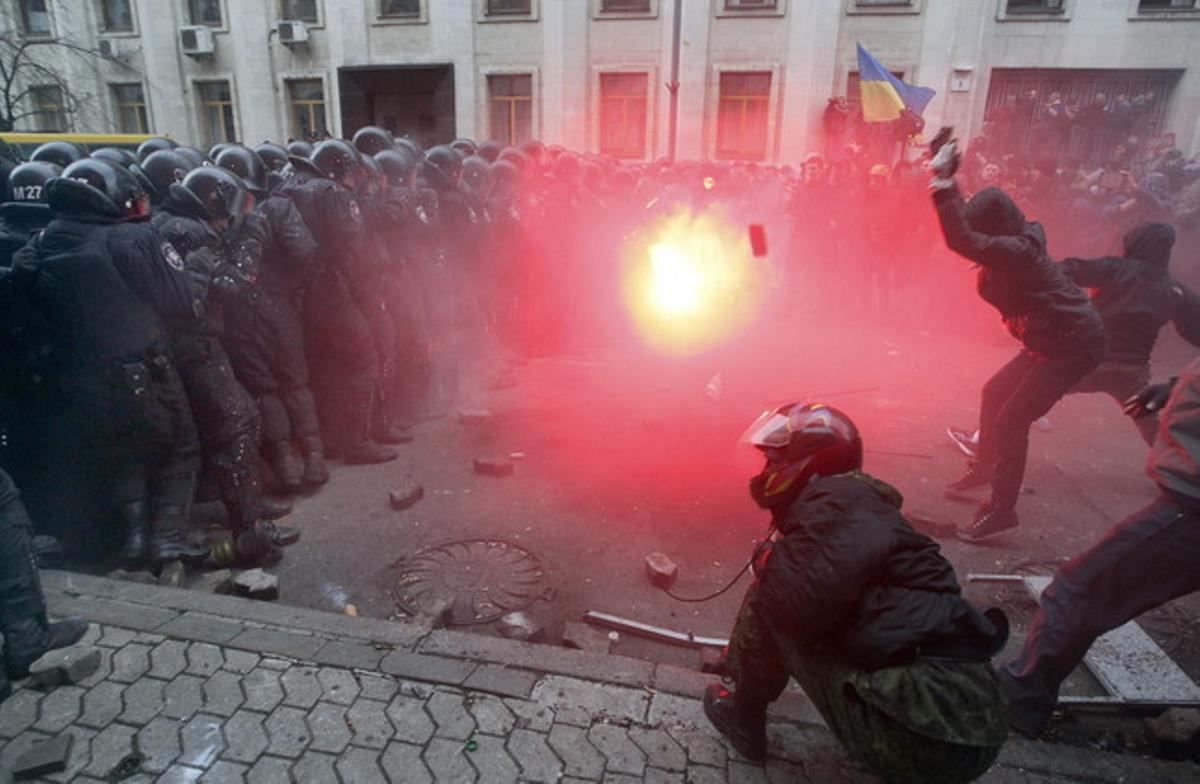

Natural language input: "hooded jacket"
[753,473,1006,672]
[1149,356,1200,503]
[934,184,1105,358]
[1060,223,1200,366]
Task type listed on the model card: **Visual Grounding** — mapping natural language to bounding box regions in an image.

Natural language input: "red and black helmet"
[743,403,863,510]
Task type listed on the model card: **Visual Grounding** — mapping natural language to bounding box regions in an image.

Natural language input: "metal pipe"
[583,610,728,649]
[666,0,682,163]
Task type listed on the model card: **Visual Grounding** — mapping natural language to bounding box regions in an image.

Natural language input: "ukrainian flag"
[856,43,936,122]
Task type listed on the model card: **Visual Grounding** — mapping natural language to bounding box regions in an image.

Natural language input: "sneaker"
[945,461,990,496]
[703,684,767,763]
[957,503,1019,543]
[946,425,979,458]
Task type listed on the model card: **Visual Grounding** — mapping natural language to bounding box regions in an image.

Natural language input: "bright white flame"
[649,241,703,315]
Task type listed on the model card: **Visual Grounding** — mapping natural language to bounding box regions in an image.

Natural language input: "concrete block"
[158,560,186,588]
[232,569,279,601]
[12,733,72,780]
[498,611,543,642]
[645,552,678,589]
[378,650,475,686]
[474,457,514,477]
[28,644,102,688]
[388,483,425,510]
[561,621,612,654]
[463,663,539,699]
[189,569,233,594]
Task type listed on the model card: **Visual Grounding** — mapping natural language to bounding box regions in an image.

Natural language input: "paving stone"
[264,705,311,758]
[466,734,520,783]
[229,628,321,660]
[221,649,260,675]
[83,722,137,778]
[137,716,182,773]
[316,666,360,706]
[232,569,278,601]
[77,646,113,688]
[240,668,284,713]
[148,640,189,681]
[555,706,594,727]
[686,765,728,784]
[646,769,686,784]
[189,569,234,595]
[504,698,555,732]
[77,681,125,729]
[423,736,477,782]
[198,760,248,783]
[110,643,152,683]
[306,702,351,754]
[33,685,83,734]
[0,729,50,775]
[163,674,205,720]
[185,644,224,677]
[135,632,167,644]
[157,614,243,646]
[379,742,433,783]
[397,681,432,700]
[498,611,544,642]
[589,723,647,776]
[41,725,95,783]
[0,690,42,738]
[245,755,294,784]
[280,666,323,709]
[467,695,515,735]
[335,746,388,784]
[179,714,226,768]
[426,691,475,740]
[653,665,712,700]
[562,621,613,654]
[728,759,769,783]
[312,640,384,670]
[386,695,435,744]
[548,723,606,779]
[603,775,641,784]
[28,644,102,688]
[11,732,72,779]
[507,728,563,782]
[532,675,649,724]
[78,623,102,646]
[765,758,807,783]
[220,710,268,764]
[259,657,291,670]
[648,693,709,729]
[154,763,205,784]
[159,560,186,589]
[290,750,338,784]
[388,483,424,510]
[631,727,688,772]
[201,671,244,717]
[358,675,399,703]
[120,677,166,725]
[97,627,138,648]
[378,651,475,686]
[346,699,393,749]
[462,663,539,699]
[667,727,729,768]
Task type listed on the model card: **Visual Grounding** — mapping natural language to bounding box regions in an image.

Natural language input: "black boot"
[266,440,305,493]
[116,500,150,565]
[297,436,330,485]
[703,683,768,762]
[0,657,10,703]
[148,504,207,566]
[4,616,90,678]
[259,498,292,520]
[342,407,397,465]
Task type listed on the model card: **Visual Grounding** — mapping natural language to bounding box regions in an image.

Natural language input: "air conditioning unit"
[179,25,215,57]
[277,20,310,45]
[98,39,117,58]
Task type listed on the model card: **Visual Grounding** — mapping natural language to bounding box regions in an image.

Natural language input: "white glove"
[930,139,960,180]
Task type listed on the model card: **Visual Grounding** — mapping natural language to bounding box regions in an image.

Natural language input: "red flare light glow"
[621,207,766,355]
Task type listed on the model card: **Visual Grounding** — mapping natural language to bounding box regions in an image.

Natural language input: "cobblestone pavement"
[0,571,1194,783]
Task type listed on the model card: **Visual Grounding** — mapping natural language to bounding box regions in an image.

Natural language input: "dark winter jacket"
[1149,356,1200,503]
[151,188,229,334]
[754,472,1006,672]
[0,202,52,268]
[226,195,319,299]
[934,184,1105,358]
[1061,223,1200,366]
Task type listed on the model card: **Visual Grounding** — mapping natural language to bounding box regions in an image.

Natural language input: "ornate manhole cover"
[393,539,547,625]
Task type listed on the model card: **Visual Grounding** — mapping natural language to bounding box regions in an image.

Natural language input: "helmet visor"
[741,407,791,449]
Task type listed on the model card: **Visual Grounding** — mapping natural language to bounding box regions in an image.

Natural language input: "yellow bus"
[0,132,163,159]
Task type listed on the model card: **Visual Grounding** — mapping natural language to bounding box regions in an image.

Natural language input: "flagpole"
[667,0,682,163]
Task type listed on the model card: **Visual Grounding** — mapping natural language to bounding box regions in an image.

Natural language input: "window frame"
[284,76,330,142]
[16,0,54,38]
[996,0,1071,20]
[29,83,68,132]
[716,0,786,18]
[845,0,923,15]
[278,0,323,27]
[593,0,656,18]
[481,68,538,145]
[478,0,538,22]
[710,66,779,162]
[1129,0,1200,18]
[597,69,653,159]
[374,0,425,23]
[111,81,150,134]
[194,77,239,147]
[96,0,138,36]
[184,0,227,30]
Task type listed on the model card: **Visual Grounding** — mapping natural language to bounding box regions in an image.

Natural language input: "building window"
[280,0,318,22]
[488,74,533,146]
[379,0,420,16]
[599,73,648,158]
[486,0,532,15]
[112,83,149,133]
[287,79,327,141]
[18,0,52,36]
[601,0,650,11]
[855,0,912,5]
[723,0,777,9]
[100,0,134,32]
[30,85,66,132]
[1005,0,1064,11]
[187,0,222,25]
[197,80,236,146]
[1138,0,1196,9]
[716,71,770,160]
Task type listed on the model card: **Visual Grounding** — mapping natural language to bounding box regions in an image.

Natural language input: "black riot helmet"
[58,158,149,218]
[461,155,492,195]
[375,149,419,188]
[174,146,211,169]
[451,138,477,158]
[423,145,462,192]
[490,159,520,198]
[6,161,61,203]
[742,403,863,514]
[287,140,314,159]
[90,147,138,169]
[519,140,546,164]
[255,142,289,173]
[312,139,364,188]
[357,153,385,198]
[31,141,84,169]
[477,140,503,163]
[132,150,195,206]
[497,147,531,172]
[395,137,423,158]
[180,166,248,224]
[352,126,394,157]
[216,145,269,196]
[136,136,179,162]
[208,142,235,162]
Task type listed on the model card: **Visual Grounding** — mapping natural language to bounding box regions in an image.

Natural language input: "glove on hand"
[1123,378,1177,418]
[930,139,961,180]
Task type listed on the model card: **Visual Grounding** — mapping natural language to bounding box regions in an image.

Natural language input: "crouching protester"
[704,403,1009,782]
[1000,358,1200,735]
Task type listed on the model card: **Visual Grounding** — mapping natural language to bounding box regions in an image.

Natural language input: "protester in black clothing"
[929,136,1106,543]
